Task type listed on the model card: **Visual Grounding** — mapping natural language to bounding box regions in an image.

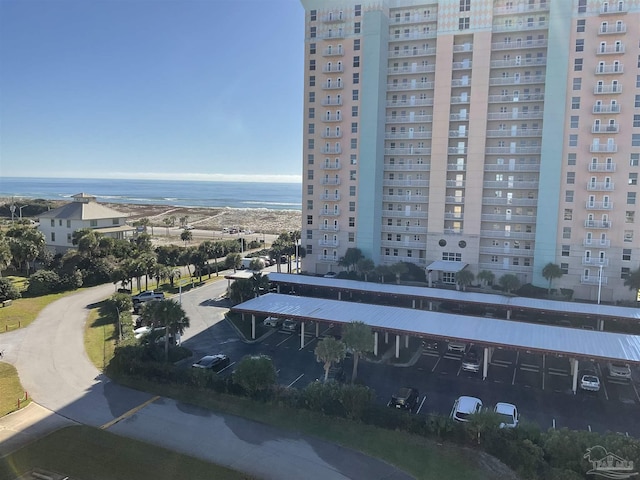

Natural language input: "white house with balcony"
[38,193,135,254]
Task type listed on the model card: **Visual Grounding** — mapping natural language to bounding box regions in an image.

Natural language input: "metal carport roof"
[267,273,640,321]
[232,293,640,364]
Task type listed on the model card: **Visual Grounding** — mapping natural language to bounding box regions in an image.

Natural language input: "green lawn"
[0,362,30,417]
[84,305,118,371]
[0,291,72,333]
[0,425,253,480]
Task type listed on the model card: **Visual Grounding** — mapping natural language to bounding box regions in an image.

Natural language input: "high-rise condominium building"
[299,0,640,303]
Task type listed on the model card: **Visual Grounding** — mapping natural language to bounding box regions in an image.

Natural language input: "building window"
[353,73,359,84]
[310,9,316,21]
[307,200,313,210]
[460,0,470,11]
[349,201,355,212]
[348,232,355,242]
[90,220,97,227]
[354,39,360,51]
[350,154,357,165]
[310,26,316,38]
[631,154,639,166]
[350,138,357,149]
[570,116,579,128]
[627,192,637,204]
[352,106,358,117]
[308,154,314,165]
[621,267,631,279]
[308,139,314,149]
[564,209,573,220]
[629,173,638,185]
[458,17,470,30]
[575,39,584,52]
[352,89,359,101]
[353,56,360,68]
[568,153,577,165]
[577,19,585,31]
[635,95,640,108]
[625,211,635,223]
[307,185,313,195]
[443,252,462,261]
[349,217,355,227]
[571,97,580,109]
[633,134,640,146]
[351,122,358,133]
[309,43,316,55]
[309,59,316,71]
[308,123,315,134]
[51,232,55,242]
[624,230,633,242]
[561,245,570,256]
[307,169,314,180]
[354,22,361,34]
[568,135,578,147]
[349,186,356,196]
[622,249,632,261]
[637,75,640,88]
[634,115,640,128]
[577,0,586,13]
[560,263,569,274]
[355,4,361,16]
[566,172,576,184]
[572,78,582,91]
[309,76,315,87]
[565,190,574,202]
[307,215,313,225]
[306,229,313,240]
[562,227,571,239]
[308,107,315,119]
[309,92,315,103]
[350,170,356,181]
[573,59,583,71]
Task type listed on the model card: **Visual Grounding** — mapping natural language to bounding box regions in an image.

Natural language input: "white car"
[494,402,519,428]
[263,316,282,327]
[450,396,483,422]
[447,341,467,353]
[580,372,601,392]
[133,326,152,339]
[608,362,632,379]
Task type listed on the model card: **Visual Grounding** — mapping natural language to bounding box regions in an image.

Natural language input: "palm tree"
[198,241,216,278]
[212,242,225,276]
[498,273,520,294]
[163,217,172,235]
[315,337,347,382]
[477,270,495,288]
[342,321,373,383]
[0,237,12,277]
[623,267,640,294]
[180,229,193,246]
[339,247,364,272]
[250,272,269,297]
[141,299,190,361]
[389,262,408,284]
[356,258,375,282]
[456,269,475,292]
[228,278,254,304]
[542,262,563,296]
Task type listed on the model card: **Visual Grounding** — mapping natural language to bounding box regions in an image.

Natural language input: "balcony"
[595,64,624,74]
[388,65,435,75]
[448,130,468,138]
[446,180,465,188]
[386,98,434,107]
[596,44,625,54]
[449,113,469,121]
[491,39,548,50]
[481,214,536,222]
[322,46,344,57]
[448,147,467,154]
[384,131,432,140]
[451,79,470,87]
[319,193,340,201]
[583,238,611,247]
[483,164,541,173]
[384,163,430,172]
[390,13,437,25]
[592,124,619,133]
[447,163,466,171]
[593,84,622,94]
[490,57,547,68]
[483,180,539,189]
[381,256,427,265]
[382,194,427,202]
[592,103,620,113]
[318,239,339,247]
[479,246,534,257]
[382,179,429,187]
[493,3,549,15]
[388,46,437,58]
[317,254,339,262]
[321,178,341,186]
[482,197,538,206]
[381,240,425,249]
[488,93,545,103]
[322,12,345,23]
[599,24,626,34]
[319,208,340,216]
[486,111,543,120]
[319,224,340,231]
[587,181,614,191]
[387,81,434,91]
[452,60,472,70]
[322,81,343,90]
[445,196,464,203]
[485,146,541,154]
[322,30,345,40]
[384,147,431,155]
[322,64,344,73]
[383,210,428,218]
[486,129,543,137]
[321,131,342,139]
[600,3,628,14]
[443,228,464,235]
[386,114,433,123]
[584,220,611,229]
[450,96,470,104]
[381,225,428,234]
[444,212,464,220]
[453,44,473,52]
[582,257,609,266]
[489,75,545,86]
[321,161,341,169]
[588,162,616,172]
[320,146,341,154]
[589,144,617,153]
[492,21,548,33]
[581,275,608,285]
[481,230,536,240]
[321,97,343,106]
[389,31,437,42]
[586,201,613,210]
[323,113,342,122]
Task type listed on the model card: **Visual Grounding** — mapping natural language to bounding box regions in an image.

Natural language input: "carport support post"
[405,335,409,348]
[395,335,400,359]
[483,347,490,380]
[385,332,389,344]
[506,308,511,320]
[276,285,281,293]
[251,314,256,340]
[338,291,342,301]
[412,299,416,309]
[598,318,605,331]
[374,331,378,356]
[428,301,433,311]
[300,322,305,349]
[571,358,578,394]
[315,322,319,337]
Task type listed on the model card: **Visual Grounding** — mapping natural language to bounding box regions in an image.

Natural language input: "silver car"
[608,362,632,379]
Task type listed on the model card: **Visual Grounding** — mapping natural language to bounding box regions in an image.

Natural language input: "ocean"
[0,177,302,211]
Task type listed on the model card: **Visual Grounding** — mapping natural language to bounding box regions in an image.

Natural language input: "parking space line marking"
[287,374,304,388]
[511,366,517,385]
[595,364,609,401]
[217,362,235,374]
[276,336,292,347]
[416,395,427,414]
[631,379,640,405]
[100,396,160,430]
[456,363,463,377]
[542,354,546,391]
[431,356,442,373]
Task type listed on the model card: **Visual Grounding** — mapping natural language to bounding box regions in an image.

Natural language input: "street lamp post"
[18,205,27,219]
[597,264,603,305]
[9,204,15,223]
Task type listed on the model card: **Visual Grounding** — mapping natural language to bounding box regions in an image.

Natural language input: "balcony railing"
[487,93,544,103]
[386,114,433,123]
[319,208,340,216]
[593,84,622,94]
[452,61,472,70]
[486,129,543,137]
[450,96,470,104]
[588,162,616,172]
[479,246,534,257]
[592,124,619,133]
[448,147,467,154]
[489,75,545,86]
[491,39,547,50]
[485,146,541,154]
[581,275,608,285]
[317,254,339,261]
[384,131,432,140]
[322,47,344,56]
[319,193,340,201]
[381,240,425,249]
[449,113,469,121]
[387,81,434,91]
[596,44,625,54]
[390,13,437,25]
[490,57,547,68]
[482,197,538,206]
[584,220,611,229]
[318,239,339,247]
[321,178,341,186]
[323,114,342,122]
[322,65,344,73]
[390,31,437,42]
[322,30,344,40]
[384,163,430,172]
[322,82,343,90]
[493,3,550,14]
[483,180,539,189]
[445,196,464,203]
[321,97,343,106]
[583,238,611,247]
[446,180,466,187]
[595,64,624,74]
[600,3,628,14]
[382,194,427,202]
[451,79,470,87]
[388,65,435,74]
[384,147,431,155]
[383,210,428,218]
[444,212,464,220]
[480,230,536,240]
[486,111,543,120]
[449,130,468,138]
[318,224,339,231]
[589,144,617,153]
[320,146,341,154]
[592,103,620,113]
[321,162,341,169]
[446,163,466,171]
[381,225,428,234]
[382,179,429,187]
[599,24,626,34]
[321,12,345,23]
[492,21,548,33]
[587,181,614,190]
[586,201,613,210]
[321,132,342,139]
[443,228,464,235]
[481,214,536,222]
[388,47,437,59]
[386,98,433,107]
[582,257,609,266]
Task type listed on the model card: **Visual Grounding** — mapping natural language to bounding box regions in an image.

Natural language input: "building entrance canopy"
[232,293,640,364]
[426,261,468,273]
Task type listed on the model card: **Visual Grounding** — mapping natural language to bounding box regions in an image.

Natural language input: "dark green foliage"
[233,356,277,397]
[0,277,21,301]
[517,283,548,299]
[26,270,61,295]
[399,262,427,283]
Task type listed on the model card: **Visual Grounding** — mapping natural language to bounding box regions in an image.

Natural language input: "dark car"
[387,387,420,411]
[192,354,230,372]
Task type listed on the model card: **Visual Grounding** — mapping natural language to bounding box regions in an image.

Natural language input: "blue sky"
[0,0,305,183]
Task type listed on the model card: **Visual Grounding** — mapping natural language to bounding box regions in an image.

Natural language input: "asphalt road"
[0,274,414,480]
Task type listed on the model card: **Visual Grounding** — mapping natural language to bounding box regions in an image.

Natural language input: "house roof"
[39,193,128,221]
[232,293,640,364]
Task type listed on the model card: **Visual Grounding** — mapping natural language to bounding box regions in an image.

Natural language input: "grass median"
[0,292,71,333]
[0,362,30,417]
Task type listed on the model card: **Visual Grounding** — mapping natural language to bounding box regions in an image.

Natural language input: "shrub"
[0,278,21,301]
[26,270,60,296]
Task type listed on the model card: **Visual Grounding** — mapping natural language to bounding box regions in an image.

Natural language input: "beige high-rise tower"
[299,0,640,303]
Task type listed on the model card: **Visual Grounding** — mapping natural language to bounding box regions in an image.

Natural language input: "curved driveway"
[0,281,414,480]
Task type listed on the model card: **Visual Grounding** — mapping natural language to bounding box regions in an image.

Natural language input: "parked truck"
[240,257,265,270]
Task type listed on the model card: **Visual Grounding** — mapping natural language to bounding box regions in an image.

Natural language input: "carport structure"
[267,273,640,333]
[232,293,640,394]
